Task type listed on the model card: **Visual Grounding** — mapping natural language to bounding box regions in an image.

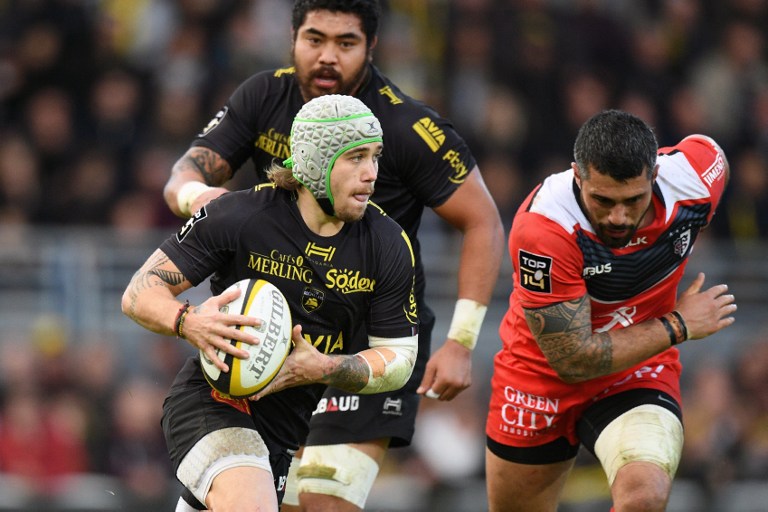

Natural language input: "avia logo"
[412,117,445,152]
[595,306,638,332]
[378,85,403,105]
[305,242,336,262]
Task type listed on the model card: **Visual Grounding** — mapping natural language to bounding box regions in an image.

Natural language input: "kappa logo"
[518,249,552,293]
[595,306,638,332]
[382,397,403,416]
[176,207,207,242]
[301,286,325,313]
[198,107,228,137]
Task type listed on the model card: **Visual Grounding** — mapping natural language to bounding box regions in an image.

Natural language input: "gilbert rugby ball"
[200,279,292,397]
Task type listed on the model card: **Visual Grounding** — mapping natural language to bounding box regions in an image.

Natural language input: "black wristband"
[174,300,191,338]
[659,315,678,346]
[669,310,688,342]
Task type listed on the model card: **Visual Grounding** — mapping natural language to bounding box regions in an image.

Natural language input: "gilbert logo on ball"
[200,279,293,397]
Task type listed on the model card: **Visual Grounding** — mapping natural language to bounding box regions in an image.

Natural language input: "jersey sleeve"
[366,223,419,339]
[511,211,586,309]
[383,100,477,208]
[159,192,247,285]
[190,72,274,173]
[664,135,728,220]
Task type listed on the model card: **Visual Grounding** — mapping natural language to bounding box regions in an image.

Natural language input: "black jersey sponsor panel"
[159,185,416,446]
[189,64,477,306]
[578,203,711,302]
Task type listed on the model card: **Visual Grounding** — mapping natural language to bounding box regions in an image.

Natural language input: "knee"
[613,485,669,512]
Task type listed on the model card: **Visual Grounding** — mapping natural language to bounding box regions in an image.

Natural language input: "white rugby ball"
[200,278,293,397]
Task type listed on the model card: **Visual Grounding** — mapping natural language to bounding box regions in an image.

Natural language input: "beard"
[292,52,371,100]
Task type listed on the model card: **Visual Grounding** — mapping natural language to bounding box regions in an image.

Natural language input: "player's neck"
[297,189,344,236]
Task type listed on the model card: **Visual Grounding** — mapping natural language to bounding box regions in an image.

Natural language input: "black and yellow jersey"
[190,64,477,306]
[160,184,417,448]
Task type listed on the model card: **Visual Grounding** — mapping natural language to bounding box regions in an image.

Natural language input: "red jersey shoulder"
[661,135,728,205]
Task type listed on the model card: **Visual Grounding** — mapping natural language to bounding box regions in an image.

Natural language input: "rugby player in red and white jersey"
[485,110,737,512]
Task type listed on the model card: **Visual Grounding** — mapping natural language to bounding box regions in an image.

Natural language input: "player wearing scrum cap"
[122,95,418,512]
[162,2,503,509]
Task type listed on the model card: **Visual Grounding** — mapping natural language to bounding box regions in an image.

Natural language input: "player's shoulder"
[363,201,412,242]
[207,184,288,219]
[235,66,298,97]
[360,66,443,124]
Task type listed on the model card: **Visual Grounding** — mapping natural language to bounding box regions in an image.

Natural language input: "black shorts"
[486,388,682,464]
[305,305,435,448]
[162,358,294,508]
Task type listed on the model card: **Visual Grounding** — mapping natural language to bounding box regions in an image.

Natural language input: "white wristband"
[177,181,211,217]
[447,298,487,350]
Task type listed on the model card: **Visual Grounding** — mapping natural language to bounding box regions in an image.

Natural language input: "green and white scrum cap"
[284,94,382,216]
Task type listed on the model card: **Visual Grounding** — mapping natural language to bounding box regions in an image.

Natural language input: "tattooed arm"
[163,147,235,218]
[524,272,737,383]
[121,249,259,371]
[254,326,417,399]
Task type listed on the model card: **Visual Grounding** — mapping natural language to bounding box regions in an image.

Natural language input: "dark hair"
[292,0,381,48]
[573,110,658,181]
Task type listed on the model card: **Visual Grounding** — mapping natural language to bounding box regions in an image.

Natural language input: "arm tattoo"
[125,252,185,318]
[326,355,370,392]
[524,296,613,381]
[184,148,232,186]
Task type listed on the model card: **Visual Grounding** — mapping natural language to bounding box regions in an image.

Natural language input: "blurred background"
[1,0,767,511]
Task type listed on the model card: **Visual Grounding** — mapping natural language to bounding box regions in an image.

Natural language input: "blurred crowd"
[1,0,768,510]
[2,0,768,238]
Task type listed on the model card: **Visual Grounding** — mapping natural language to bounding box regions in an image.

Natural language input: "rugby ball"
[200,278,293,397]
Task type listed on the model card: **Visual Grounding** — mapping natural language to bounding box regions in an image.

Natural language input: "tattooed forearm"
[182,148,232,186]
[325,355,370,392]
[525,296,613,382]
[124,252,186,319]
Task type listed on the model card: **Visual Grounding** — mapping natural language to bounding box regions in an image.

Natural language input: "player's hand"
[190,186,229,215]
[674,272,737,341]
[416,339,472,401]
[181,287,262,371]
[251,324,326,400]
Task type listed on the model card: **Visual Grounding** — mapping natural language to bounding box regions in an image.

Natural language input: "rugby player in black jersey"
[162,1,504,511]
[123,95,418,512]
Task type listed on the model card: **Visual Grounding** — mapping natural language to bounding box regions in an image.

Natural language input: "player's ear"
[572,162,582,188]
[368,35,378,59]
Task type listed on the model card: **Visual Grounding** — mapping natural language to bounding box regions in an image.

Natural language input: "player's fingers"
[202,345,229,372]
[416,365,437,395]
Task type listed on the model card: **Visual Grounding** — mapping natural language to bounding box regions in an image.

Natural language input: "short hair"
[292,0,381,48]
[573,110,658,181]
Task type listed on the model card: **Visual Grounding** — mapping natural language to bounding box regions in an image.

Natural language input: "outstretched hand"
[674,272,737,341]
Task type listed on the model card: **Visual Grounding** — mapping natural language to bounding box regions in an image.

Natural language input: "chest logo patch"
[518,249,552,294]
[301,286,325,313]
[673,229,691,257]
